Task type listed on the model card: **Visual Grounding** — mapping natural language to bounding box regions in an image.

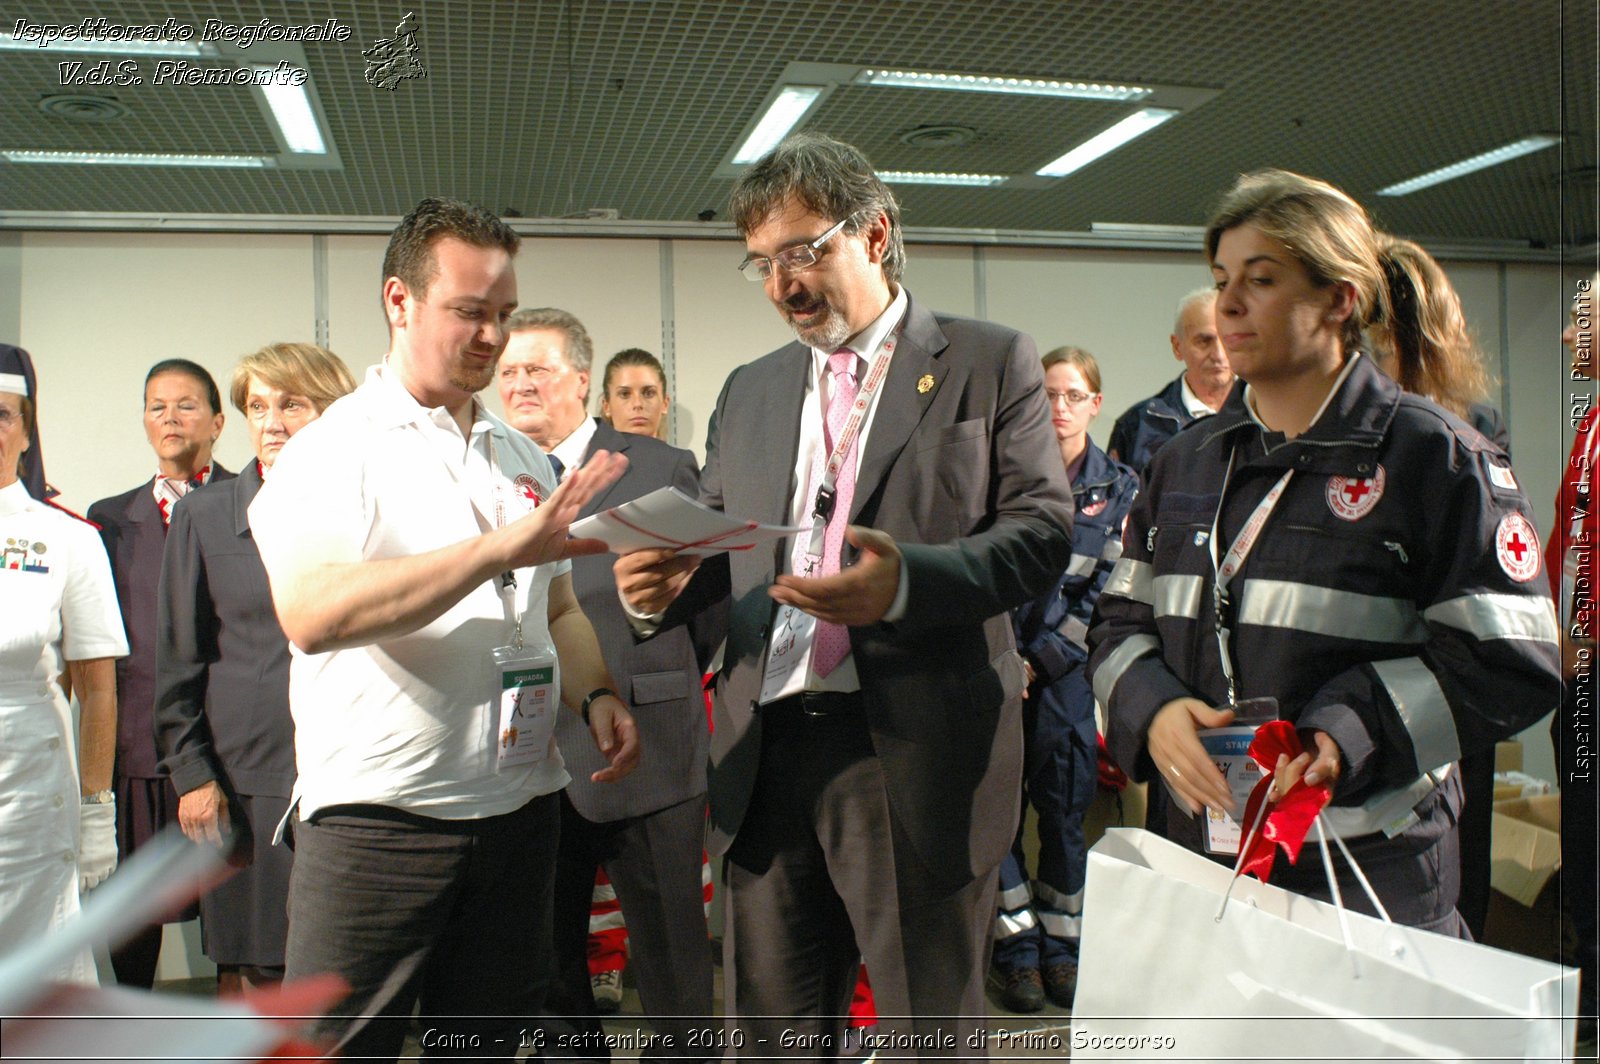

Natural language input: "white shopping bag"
[1072,828,1578,1062]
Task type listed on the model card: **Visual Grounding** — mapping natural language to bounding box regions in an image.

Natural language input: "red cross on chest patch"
[1495,512,1541,583]
[513,472,544,507]
[1325,465,1385,521]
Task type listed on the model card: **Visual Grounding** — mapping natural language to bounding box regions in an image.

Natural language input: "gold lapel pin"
[916,374,935,394]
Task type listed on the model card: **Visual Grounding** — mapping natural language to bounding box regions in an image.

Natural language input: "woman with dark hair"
[155,343,355,992]
[89,357,234,987]
[1088,169,1559,931]
[0,346,127,982]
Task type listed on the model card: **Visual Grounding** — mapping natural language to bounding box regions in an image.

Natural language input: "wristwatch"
[81,789,114,805]
[580,687,618,725]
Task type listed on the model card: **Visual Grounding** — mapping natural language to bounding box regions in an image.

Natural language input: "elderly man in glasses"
[614,133,1073,1056]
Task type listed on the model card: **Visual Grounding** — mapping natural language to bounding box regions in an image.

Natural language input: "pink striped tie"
[812,349,859,677]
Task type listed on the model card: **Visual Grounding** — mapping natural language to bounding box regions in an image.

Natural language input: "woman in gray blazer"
[154,343,355,992]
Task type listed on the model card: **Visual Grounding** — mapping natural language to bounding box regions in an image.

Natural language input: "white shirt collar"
[367,362,492,436]
[1179,375,1217,418]
[548,415,599,477]
[808,284,909,380]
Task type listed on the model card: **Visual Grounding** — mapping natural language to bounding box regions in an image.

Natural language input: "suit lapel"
[580,420,633,517]
[753,348,809,527]
[128,481,160,528]
[850,298,948,521]
[233,463,263,537]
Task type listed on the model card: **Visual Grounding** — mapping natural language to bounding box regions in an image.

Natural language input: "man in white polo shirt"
[250,198,639,1063]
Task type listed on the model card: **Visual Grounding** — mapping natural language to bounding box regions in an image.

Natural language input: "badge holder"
[492,608,559,772]
[1189,696,1279,856]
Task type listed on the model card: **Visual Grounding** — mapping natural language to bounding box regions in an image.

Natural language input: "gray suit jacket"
[560,420,718,822]
[668,294,1075,892]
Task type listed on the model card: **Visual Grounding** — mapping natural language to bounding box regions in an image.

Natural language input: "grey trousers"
[285,794,559,1063]
[722,700,998,1060]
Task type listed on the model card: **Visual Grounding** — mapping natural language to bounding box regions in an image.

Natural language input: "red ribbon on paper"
[1237,720,1333,882]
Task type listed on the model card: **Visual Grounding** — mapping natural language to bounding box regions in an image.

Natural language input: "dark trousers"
[993,676,1097,971]
[1455,748,1494,939]
[548,790,715,1061]
[723,698,997,1060]
[285,794,559,1063]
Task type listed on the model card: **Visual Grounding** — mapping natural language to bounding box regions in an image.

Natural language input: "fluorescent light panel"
[1376,135,1561,196]
[255,70,326,153]
[1,150,269,168]
[1036,107,1178,177]
[732,85,824,164]
[0,32,203,55]
[856,68,1151,102]
[879,171,1007,187]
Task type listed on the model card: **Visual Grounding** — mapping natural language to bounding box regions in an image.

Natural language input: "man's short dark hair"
[505,307,594,375]
[381,197,522,301]
[145,358,222,414]
[729,132,905,284]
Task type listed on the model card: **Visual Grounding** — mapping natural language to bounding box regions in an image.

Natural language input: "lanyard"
[1207,446,1294,705]
[484,432,524,648]
[801,337,896,564]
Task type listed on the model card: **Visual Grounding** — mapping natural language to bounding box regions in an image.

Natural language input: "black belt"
[765,690,866,718]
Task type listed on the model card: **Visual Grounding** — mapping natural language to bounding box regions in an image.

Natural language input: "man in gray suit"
[616,133,1074,1056]
[498,307,717,1059]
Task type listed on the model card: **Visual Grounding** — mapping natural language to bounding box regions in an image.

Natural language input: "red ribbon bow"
[1237,720,1333,882]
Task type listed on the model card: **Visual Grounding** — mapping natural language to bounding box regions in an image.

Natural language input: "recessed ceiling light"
[1036,107,1178,178]
[856,69,1152,102]
[0,31,204,56]
[1,150,271,168]
[1376,135,1562,196]
[256,69,327,154]
[879,171,1008,187]
[732,85,825,164]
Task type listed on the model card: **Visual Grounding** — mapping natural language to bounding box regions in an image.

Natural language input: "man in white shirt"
[615,134,1074,1056]
[1107,287,1234,477]
[250,198,639,1063]
[497,308,717,1058]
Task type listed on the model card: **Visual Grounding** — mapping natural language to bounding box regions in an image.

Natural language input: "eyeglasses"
[737,216,852,282]
[1046,389,1098,407]
[0,408,21,429]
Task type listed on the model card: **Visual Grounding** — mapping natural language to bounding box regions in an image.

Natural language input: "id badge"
[492,643,559,771]
[1194,697,1279,856]
[759,602,816,704]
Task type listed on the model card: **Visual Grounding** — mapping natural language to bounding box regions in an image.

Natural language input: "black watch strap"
[580,687,617,725]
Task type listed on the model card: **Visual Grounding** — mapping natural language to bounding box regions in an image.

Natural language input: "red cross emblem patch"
[1326,465,1385,521]
[1495,512,1540,583]
[513,472,544,507]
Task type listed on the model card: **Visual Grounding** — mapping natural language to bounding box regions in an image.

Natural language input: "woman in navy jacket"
[154,343,354,991]
[991,346,1137,1012]
[1087,170,1559,934]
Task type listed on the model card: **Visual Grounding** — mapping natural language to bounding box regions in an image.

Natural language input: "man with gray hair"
[614,133,1073,1055]
[1107,287,1233,476]
[497,308,719,1059]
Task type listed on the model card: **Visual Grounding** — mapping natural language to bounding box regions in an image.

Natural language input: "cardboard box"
[1490,794,1561,907]
[1494,740,1523,773]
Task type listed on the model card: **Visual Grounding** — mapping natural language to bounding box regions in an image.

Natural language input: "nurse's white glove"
[78,798,117,892]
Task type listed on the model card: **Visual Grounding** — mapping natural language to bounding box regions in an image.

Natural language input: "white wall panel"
[20,232,312,509]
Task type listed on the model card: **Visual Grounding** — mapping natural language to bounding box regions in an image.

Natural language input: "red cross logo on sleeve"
[1326,465,1386,521]
[1495,512,1541,582]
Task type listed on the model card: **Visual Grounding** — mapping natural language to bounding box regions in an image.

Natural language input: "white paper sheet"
[570,486,805,556]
